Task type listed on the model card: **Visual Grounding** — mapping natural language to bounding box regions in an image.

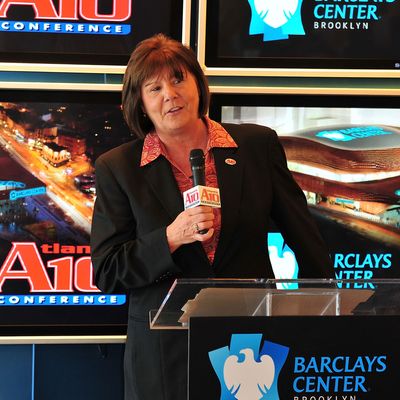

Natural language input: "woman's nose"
[163,83,178,101]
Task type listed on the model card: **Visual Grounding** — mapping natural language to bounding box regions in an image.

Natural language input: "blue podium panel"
[0,345,32,400]
[34,344,124,400]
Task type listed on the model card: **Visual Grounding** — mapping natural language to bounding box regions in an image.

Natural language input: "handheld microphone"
[185,149,221,234]
[189,149,207,234]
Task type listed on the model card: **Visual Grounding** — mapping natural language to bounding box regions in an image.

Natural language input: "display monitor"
[0,87,131,338]
[209,93,400,285]
[198,0,400,77]
[0,0,183,68]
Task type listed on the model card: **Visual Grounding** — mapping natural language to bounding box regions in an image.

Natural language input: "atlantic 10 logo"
[0,0,132,22]
[0,242,99,293]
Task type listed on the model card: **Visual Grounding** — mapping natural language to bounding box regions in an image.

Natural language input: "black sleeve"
[90,156,181,293]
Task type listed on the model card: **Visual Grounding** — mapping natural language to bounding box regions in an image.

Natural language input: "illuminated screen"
[0,0,183,65]
[209,94,400,284]
[204,0,400,70]
[0,89,131,336]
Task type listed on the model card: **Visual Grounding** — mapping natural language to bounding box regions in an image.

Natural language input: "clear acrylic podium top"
[149,278,400,330]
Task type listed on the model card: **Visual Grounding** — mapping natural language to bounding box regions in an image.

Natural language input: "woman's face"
[140,68,200,137]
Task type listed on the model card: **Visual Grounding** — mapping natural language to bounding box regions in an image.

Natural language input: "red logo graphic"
[0,242,99,293]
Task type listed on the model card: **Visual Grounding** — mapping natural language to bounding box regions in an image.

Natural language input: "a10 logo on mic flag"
[183,186,221,210]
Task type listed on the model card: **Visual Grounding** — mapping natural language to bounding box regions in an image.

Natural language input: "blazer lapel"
[142,156,183,219]
[212,147,243,267]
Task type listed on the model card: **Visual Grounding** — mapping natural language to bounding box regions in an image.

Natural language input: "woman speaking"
[90,34,333,400]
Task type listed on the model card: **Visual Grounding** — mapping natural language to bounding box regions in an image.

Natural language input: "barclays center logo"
[209,333,289,399]
[248,0,305,42]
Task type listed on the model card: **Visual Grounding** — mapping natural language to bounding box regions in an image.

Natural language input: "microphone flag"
[183,185,221,210]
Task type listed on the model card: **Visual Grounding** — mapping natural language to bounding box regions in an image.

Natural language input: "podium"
[150,279,400,399]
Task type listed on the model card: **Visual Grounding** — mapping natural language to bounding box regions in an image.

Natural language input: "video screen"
[0,0,183,65]
[203,0,400,70]
[210,94,400,286]
[0,89,131,336]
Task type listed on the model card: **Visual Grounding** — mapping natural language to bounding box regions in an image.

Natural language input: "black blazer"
[90,122,333,400]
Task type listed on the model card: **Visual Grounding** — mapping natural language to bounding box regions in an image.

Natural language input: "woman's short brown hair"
[122,34,210,139]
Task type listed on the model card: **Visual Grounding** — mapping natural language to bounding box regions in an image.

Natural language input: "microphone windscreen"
[189,149,205,187]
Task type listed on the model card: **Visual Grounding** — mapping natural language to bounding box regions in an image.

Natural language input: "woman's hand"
[166,206,215,253]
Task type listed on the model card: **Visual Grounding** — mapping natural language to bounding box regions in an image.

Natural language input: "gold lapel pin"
[225,158,237,166]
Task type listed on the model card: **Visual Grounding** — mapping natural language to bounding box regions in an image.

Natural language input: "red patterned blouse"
[140,117,237,264]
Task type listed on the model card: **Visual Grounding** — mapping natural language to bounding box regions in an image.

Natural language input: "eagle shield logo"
[248,0,305,41]
[209,334,289,400]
